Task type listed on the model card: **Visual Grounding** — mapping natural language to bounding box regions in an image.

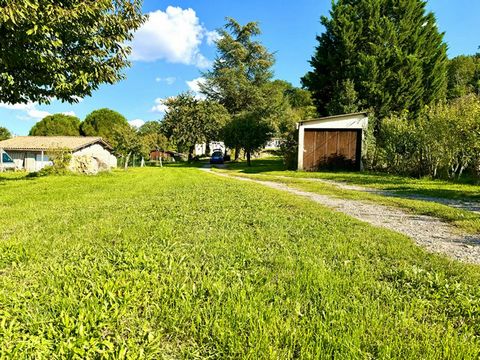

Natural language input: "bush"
[373,95,480,180]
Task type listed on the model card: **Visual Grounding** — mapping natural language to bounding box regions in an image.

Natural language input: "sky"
[1,0,480,135]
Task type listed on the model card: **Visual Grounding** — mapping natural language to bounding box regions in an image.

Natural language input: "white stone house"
[0,136,117,172]
[195,141,226,156]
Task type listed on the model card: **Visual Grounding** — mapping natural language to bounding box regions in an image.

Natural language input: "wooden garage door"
[303,129,360,171]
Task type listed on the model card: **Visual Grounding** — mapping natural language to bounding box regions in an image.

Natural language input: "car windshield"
[212,152,222,157]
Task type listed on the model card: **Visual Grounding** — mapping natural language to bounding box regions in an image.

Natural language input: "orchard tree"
[29,114,81,136]
[112,125,140,169]
[223,111,274,166]
[81,108,129,147]
[0,1,145,105]
[0,127,12,141]
[302,0,448,125]
[161,93,230,161]
[447,55,480,99]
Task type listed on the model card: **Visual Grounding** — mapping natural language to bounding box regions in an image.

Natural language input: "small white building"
[0,136,117,172]
[195,141,226,156]
[297,112,368,171]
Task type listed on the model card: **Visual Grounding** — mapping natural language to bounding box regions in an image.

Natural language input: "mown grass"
[0,168,479,358]
[214,171,480,234]
[225,157,480,201]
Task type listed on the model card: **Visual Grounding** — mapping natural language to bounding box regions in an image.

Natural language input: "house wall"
[7,151,52,172]
[73,144,117,168]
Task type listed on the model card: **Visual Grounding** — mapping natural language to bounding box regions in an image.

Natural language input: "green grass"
[0,168,479,358]
[224,157,480,201]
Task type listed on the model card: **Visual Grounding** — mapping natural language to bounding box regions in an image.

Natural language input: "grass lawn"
[217,158,480,234]
[224,157,480,201]
[0,168,479,358]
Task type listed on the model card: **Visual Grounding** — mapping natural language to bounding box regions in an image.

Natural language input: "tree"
[161,93,230,161]
[447,55,480,99]
[0,127,12,141]
[302,0,448,126]
[112,125,140,169]
[0,1,145,105]
[201,18,274,114]
[81,108,129,147]
[29,114,81,136]
[200,18,275,159]
[223,111,274,166]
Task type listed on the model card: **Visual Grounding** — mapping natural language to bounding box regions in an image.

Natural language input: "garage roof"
[0,136,112,151]
[299,112,368,125]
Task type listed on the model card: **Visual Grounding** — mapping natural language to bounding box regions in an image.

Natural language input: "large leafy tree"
[161,93,230,161]
[0,127,11,141]
[223,111,274,166]
[29,114,81,136]
[302,0,448,124]
[0,1,144,105]
[447,54,480,99]
[81,108,129,146]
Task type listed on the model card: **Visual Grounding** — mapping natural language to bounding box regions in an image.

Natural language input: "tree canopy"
[29,114,81,136]
[81,108,129,146]
[200,18,275,115]
[0,127,11,141]
[447,55,480,99]
[161,93,230,160]
[302,0,448,123]
[0,0,144,105]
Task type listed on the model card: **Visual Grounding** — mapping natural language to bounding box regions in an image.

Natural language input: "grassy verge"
[214,170,480,234]
[223,157,480,201]
[0,168,479,358]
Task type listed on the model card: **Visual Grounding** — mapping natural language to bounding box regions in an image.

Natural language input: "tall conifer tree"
[302,0,448,124]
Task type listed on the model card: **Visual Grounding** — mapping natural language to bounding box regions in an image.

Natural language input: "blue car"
[210,151,224,164]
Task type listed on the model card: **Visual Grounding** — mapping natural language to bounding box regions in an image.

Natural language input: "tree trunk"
[140,157,145,167]
[234,146,240,161]
[188,145,195,162]
[246,151,251,166]
[124,152,131,170]
[205,141,211,156]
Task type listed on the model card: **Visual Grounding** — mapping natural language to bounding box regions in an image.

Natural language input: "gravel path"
[203,169,480,264]
[281,176,480,214]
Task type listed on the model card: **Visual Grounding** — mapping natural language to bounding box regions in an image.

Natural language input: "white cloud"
[186,77,207,99]
[129,119,146,128]
[62,111,76,117]
[155,76,176,85]
[130,6,213,68]
[0,102,51,120]
[151,98,169,114]
[206,31,221,46]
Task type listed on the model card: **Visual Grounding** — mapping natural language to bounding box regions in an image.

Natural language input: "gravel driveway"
[204,170,480,265]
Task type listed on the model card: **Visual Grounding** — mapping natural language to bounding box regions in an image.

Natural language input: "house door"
[303,129,361,171]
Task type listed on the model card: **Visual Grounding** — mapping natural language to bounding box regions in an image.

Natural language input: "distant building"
[195,141,226,156]
[264,138,284,150]
[0,136,117,172]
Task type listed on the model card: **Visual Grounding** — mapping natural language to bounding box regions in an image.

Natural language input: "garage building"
[297,112,368,171]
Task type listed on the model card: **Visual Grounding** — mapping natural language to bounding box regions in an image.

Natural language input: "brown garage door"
[303,129,361,171]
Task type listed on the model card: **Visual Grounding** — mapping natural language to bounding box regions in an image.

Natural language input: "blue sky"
[1,0,479,135]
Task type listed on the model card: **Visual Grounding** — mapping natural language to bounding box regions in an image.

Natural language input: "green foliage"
[112,125,141,169]
[29,114,81,136]
[0,126,11,141]
[201,18,275,115]
[32,148,73,176]
[0,168,480,357]
[81,108,129,147]
[375,95,480,179]
[302,0,448,123]
[223,111,274,166]
[161,93,230,160]
[447,55,480,99]
[0,1,145,104]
